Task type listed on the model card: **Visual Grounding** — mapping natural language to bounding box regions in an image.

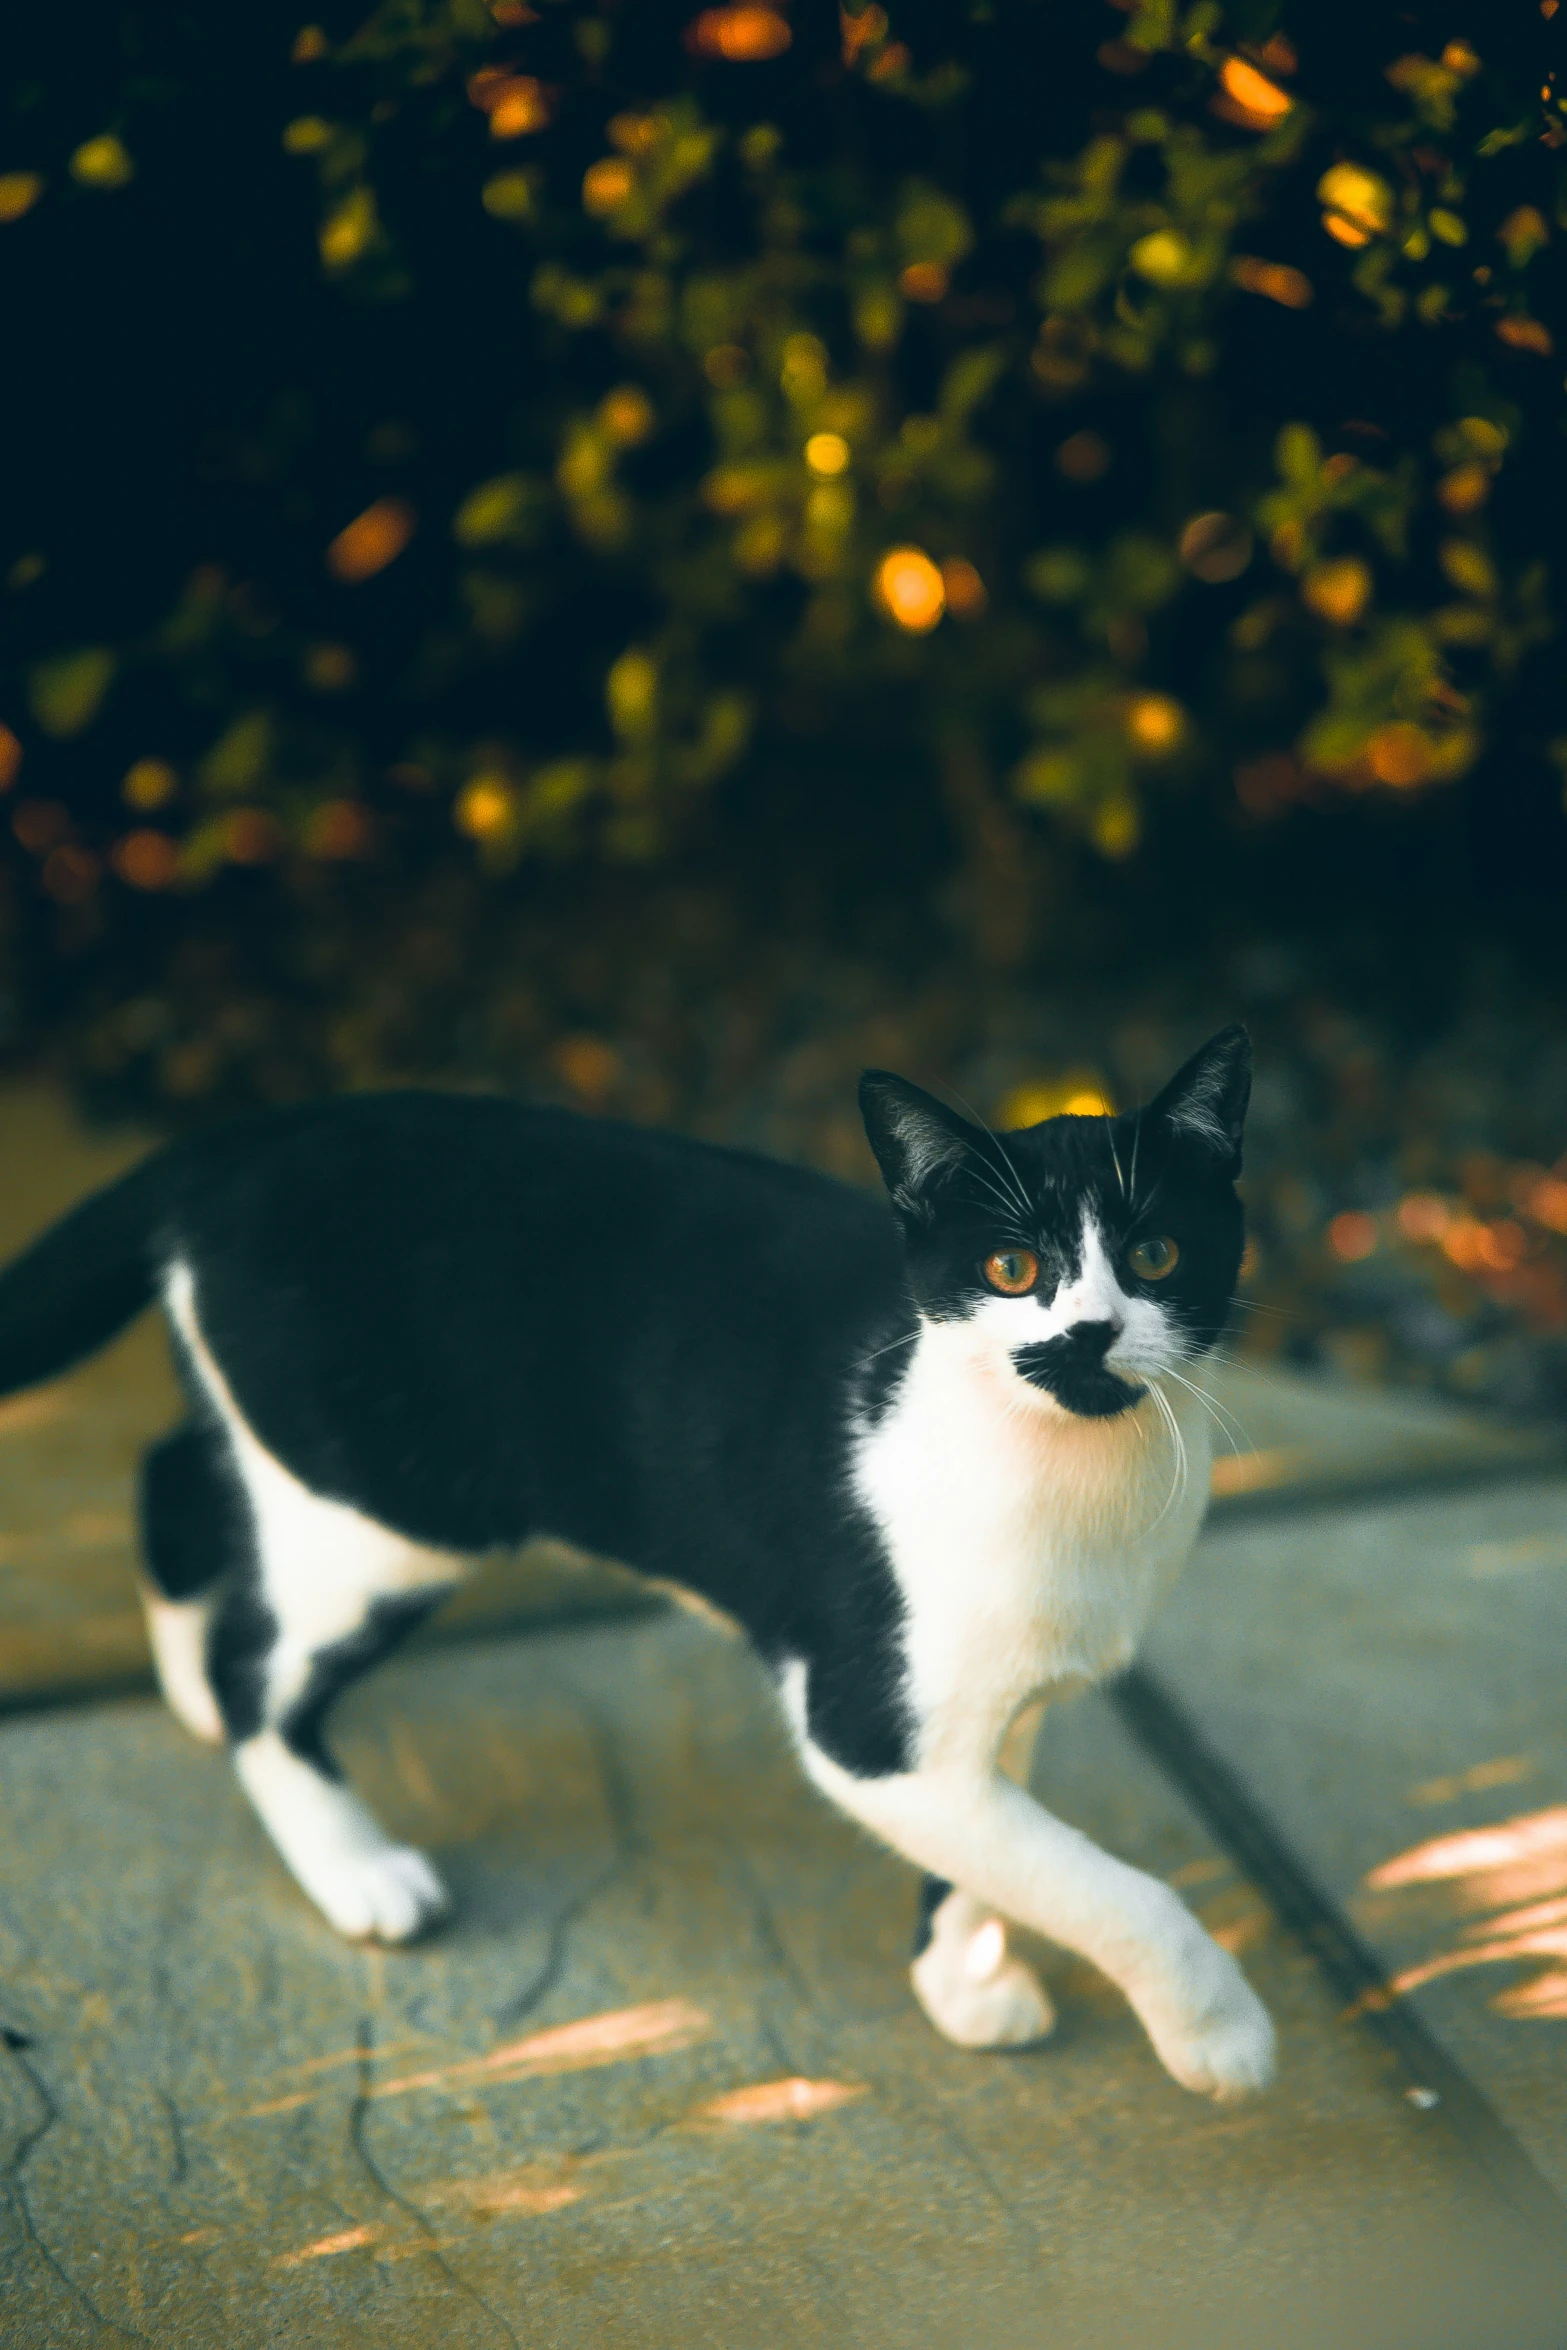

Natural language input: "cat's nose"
[1064,1319,1119,1361]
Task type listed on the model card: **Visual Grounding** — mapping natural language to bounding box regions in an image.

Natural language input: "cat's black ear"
[1147,1025,1251,1168]
[859,1071,980,1207]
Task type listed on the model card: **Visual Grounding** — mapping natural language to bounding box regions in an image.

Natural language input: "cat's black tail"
[0,1155,170,1399]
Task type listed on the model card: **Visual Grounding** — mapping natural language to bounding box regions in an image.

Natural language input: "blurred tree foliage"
[1,0,1564,987]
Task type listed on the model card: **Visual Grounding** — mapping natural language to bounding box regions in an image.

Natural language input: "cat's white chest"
[852,1325,1212,1771]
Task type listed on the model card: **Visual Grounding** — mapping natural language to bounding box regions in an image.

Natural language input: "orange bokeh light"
[874,547,946,633]
[1215,56,1293,128]
[112,829,179,890]
[899,261,949,303]
[1229,255,1313,309]
[1397,1191,1452,1243]
[686,6,792,61]
[940,557,987,618]
[1327,1209,1378,1262]
[582,157,635,215]
[326,498,416,584]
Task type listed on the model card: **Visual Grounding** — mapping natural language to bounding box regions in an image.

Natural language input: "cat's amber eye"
[983,1248,1039,1296]
[1127,1235,1180,1281]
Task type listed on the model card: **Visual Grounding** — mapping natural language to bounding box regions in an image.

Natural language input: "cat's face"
[860,1026,1250,1419]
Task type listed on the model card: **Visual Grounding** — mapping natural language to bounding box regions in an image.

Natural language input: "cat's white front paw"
[235,1730,451,1944]
[1141,1943,1277,2100]
[912,1897,1057,2051]
[304,1844,451,1944]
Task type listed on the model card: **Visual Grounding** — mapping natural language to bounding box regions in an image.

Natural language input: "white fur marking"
[236,1730,449,1942]
[813,1744,1275,2097]
[162,1260,466,1941]
[163,1262,469,1724]
[139,1582,224,1744]
[911,1887,1055,2050]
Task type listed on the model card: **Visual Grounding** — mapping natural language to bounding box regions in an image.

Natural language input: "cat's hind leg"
[164,1260,469,1941]
[911,1877,1057,2049]
[137,1424,237,1745]
[208,1461,467,1943]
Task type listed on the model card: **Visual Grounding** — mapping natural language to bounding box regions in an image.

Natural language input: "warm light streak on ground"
[1367,1808,1567,1890]
[1208,1446,1307,1497]
[1365,1805,1567,2018]
[367,1998,712,2100]
[1411,1756,1534,1805]
[689,2077,866,2125]
[1467,1535,1567,1579]
[276,2224,378,2267]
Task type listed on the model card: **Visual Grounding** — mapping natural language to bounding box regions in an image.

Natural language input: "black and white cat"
[0,1024,1274,2099]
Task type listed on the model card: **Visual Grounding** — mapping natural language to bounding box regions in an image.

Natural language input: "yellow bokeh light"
[455,775,516,840]
[1316,164,1392,240]
[0,172,45,224]
[874,547,946,632]
[319,187,377,270]
[282,116,334,154]
[1124,694,1185,754]
[69,135,134,190]
[600,385,655,444]
[291,25,329,63]
[1129,230,1189,286]
[122,757,178,811]
[1301,557,1372,627]
[805,431,850,477]
[996,1075,1115,1128]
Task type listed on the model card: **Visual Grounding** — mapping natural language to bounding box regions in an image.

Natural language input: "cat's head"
[860,1026,1250,1418]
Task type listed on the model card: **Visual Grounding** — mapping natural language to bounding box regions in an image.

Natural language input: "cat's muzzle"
[1011,1324,1146,1418]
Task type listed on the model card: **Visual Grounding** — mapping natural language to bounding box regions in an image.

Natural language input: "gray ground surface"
[1149,1473,1567,2202]
[4,1076,1567,2344]
[3,1614,1561,2350]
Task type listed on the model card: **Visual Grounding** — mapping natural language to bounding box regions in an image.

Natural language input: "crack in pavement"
[348,2016,523,2350]
[493,1680,641,2031]
[0,2032,153,2344]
